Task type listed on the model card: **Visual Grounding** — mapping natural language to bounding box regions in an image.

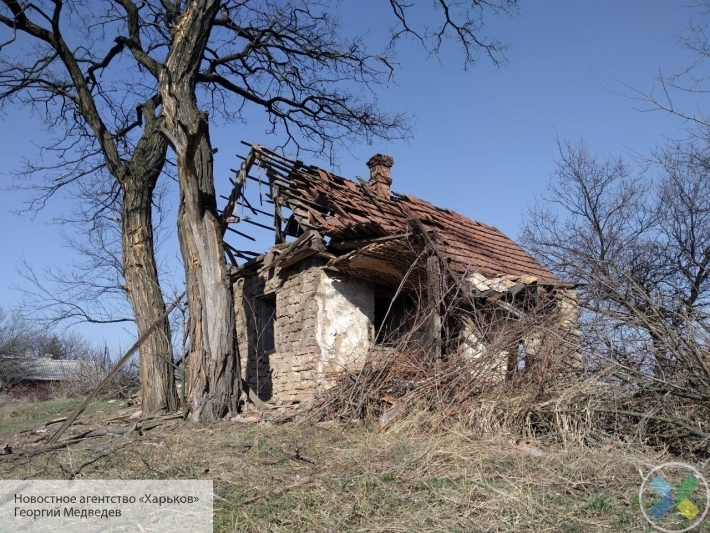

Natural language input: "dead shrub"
[314,277,590,445]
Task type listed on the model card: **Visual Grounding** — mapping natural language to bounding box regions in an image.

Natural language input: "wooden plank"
[270,172,284,245]
[328,233,410,250]
[221,149,256,236]
[224,241,253,260]
[259,230,316,272]
[253,144,301,167]
[275,248,319,270]
[240,192,263,217]
[228,170,267,186]
[242,218,277,232]
[225,225,257,241]
[252,152,297,176]
[427,255,442,361]
[224,245,238,266]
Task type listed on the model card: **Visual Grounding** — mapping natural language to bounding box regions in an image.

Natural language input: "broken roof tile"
[250,146,556,281]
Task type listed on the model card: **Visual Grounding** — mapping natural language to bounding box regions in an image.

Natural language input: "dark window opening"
[256,295,276,354]
[374,286,414,344]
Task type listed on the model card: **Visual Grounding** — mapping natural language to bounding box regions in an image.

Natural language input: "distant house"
[0,357,103,399]
[223,145,578,406]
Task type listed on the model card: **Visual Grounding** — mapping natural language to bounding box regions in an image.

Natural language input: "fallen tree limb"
[1,415,184,462]
[59,449,115,480]
[281,444,318,464]
[72,426,136,440]
[0,439,85,461]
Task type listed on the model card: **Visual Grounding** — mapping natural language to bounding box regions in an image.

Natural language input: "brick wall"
[234,257,374,405]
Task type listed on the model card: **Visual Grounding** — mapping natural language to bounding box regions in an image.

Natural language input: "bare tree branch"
[522,138,710,446]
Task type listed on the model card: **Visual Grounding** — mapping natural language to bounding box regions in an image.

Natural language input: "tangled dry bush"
[520,140,710,456]
[314,289,584,436]
[306,229,710,456]
[314,293,709,456]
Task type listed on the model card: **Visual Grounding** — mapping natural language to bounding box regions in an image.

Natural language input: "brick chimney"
[366,154,394,199]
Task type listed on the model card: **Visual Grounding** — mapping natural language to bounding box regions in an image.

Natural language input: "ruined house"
[0,357,103,399]
[222,144,576,406]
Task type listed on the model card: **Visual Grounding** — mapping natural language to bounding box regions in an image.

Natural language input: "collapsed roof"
[222,143,559,290]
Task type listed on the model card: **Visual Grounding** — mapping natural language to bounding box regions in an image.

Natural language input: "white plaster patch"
[315,273,374,381]
[460,327,508,381]
[461,328,487,361]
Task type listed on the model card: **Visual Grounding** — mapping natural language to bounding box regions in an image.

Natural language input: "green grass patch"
[0,397,121,435]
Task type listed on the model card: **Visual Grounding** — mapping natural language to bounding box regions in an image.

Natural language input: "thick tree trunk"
[175,127,241,421]
[121,112,178,415]
[121,179,178,414]
[0,0,177,414]
[159,0,241,421]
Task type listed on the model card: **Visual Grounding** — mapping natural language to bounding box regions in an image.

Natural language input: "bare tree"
[522,139,710,446]
[0,0,178,414]
[0,307,34,357]
[1,0,520,421]
[14,170,177,330]
[600,2,710,141]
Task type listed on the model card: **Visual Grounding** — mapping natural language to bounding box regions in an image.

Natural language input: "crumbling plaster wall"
[459,319,510,381]
[315,276,373,388]
[233,257,374,405]
[556,288,582,369]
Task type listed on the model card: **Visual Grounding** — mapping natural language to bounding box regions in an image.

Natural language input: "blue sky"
[0,0,703,354]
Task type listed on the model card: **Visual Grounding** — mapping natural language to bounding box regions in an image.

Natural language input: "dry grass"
[0,398,704,532]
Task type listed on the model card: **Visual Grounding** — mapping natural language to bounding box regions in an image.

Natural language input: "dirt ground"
[0,396,708,532]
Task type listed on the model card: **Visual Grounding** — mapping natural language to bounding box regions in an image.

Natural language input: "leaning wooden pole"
[47,293,186,445]
[221,147,257,236]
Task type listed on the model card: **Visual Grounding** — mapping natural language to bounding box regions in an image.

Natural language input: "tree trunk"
[175,128,241,421]
[121,177,178,415]
[121,111,178,415]
[159,0,241,421]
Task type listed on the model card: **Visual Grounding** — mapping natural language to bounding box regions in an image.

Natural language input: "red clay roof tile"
[253,148,556,281]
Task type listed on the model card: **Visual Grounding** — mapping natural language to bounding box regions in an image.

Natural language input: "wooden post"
[267,170,284,245]
[427,255,442,361]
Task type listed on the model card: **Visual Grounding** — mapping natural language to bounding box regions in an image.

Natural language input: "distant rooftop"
[0,357,103,382]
